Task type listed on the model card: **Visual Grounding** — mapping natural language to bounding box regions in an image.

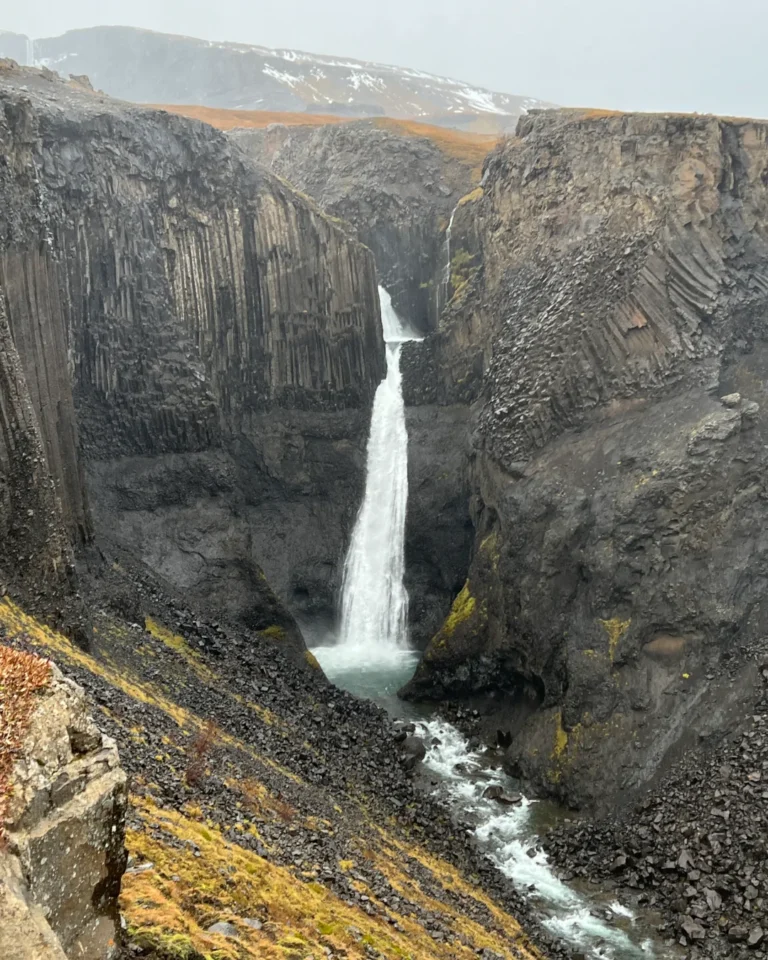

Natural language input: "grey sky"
[5,0,768,118]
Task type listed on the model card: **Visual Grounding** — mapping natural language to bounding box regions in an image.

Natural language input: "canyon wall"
[236,118,489,641]
[233,119,488,333]
[0,63,383,633]
[404,109,768,809]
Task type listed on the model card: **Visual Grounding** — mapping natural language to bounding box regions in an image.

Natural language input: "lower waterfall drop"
[312,287,420,693]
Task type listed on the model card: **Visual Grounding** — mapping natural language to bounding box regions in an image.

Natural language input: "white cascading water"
[419,720,659,960]
[314,287,420,675]
[436,202,459,320]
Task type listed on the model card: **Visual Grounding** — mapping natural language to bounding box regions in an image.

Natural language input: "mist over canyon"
[1,24,768,960]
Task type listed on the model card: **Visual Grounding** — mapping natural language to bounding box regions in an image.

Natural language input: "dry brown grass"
[372,117,498,168]
[149,104,498,170]
[149,104,348,131]
[0,646,51,837]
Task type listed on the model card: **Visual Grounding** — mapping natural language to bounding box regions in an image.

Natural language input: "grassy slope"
[0,596,543,960]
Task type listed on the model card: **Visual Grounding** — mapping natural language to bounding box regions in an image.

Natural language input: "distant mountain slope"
[0,25,554,133]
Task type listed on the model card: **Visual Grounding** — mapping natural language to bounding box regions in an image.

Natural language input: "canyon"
[2,40,768,960]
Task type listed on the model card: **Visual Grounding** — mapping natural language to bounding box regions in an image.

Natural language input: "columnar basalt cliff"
[232,118,492,334]
[233,117,490,642]
[404,109,768,809]
[0,62,383,634]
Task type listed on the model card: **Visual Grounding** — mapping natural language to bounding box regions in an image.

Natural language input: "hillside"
[0,25,554,134]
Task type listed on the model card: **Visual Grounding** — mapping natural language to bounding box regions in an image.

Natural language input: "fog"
[5,0,768,117]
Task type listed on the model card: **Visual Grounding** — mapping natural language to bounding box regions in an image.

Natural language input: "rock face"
[0,62,382,632]
[1,650,127,960]
[234,119,489,641]
[403,109,768,809]
[0,26,554,135]
[233,119,489,332]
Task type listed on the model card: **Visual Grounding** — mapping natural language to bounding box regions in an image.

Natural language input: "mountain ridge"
[0,24,555,133]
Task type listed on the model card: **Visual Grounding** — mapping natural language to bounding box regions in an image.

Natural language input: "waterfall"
[314,287,419,673]
[436,202,459,321]
[25,37,35,67]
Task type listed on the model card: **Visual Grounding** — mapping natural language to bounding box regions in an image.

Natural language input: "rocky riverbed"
[543,658,768,960]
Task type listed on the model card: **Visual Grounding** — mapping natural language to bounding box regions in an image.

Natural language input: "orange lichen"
[0,646,51,835]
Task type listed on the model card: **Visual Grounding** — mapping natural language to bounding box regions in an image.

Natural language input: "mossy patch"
[0,599,300,786]
[145,618,216,684]
[449,249,478,303]
[551,712,568,761]
[457,187,484,207]
[599,617,631,662]
[303,650,321,671]
[261,626,287,642]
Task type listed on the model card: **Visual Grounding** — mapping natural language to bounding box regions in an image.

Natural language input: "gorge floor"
[312,640,673,960]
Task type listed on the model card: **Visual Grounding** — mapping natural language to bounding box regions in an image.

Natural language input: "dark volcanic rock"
[403,108,768,811]
[0,62,382,641]
[233,119,486,333]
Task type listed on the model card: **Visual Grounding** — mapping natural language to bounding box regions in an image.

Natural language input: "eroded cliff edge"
[0,62,383,635]
[403,109,768,809]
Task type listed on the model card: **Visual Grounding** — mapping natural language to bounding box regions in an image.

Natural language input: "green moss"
[304,650,321,670]
[262,626,287,642]
[551,712,568,760]
[449,249,479,303]
[440,581,476,639]
[126,928,207,960]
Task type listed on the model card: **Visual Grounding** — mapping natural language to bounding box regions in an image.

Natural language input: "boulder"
[2,653,127,960]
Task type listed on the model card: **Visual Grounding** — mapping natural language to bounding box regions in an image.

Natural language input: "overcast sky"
[4,0,768,117]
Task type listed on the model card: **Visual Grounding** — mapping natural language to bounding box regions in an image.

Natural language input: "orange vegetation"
[150,104,499,169]
[0,646,51,835]
[372,118,498,168]
[149,104,347,131]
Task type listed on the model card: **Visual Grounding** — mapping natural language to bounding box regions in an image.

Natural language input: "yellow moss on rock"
[304,650,321,671]
[551,712,568,760]
[145,617,216,684]
[599,617,631,662]
[457,186,484,207]
[262,626,287,642]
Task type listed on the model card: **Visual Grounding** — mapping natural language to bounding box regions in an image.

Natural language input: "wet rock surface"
[233,119,486,334]
[404,108,768,810]
[0,61,382,641]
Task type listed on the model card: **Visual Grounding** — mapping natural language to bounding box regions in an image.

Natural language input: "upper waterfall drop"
[330,287,419,669]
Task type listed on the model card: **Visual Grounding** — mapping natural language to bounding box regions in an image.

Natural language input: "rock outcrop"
[0,62,382,633]
[403,109,768,809]
[233,118,491,333]
[0,647,127,960]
